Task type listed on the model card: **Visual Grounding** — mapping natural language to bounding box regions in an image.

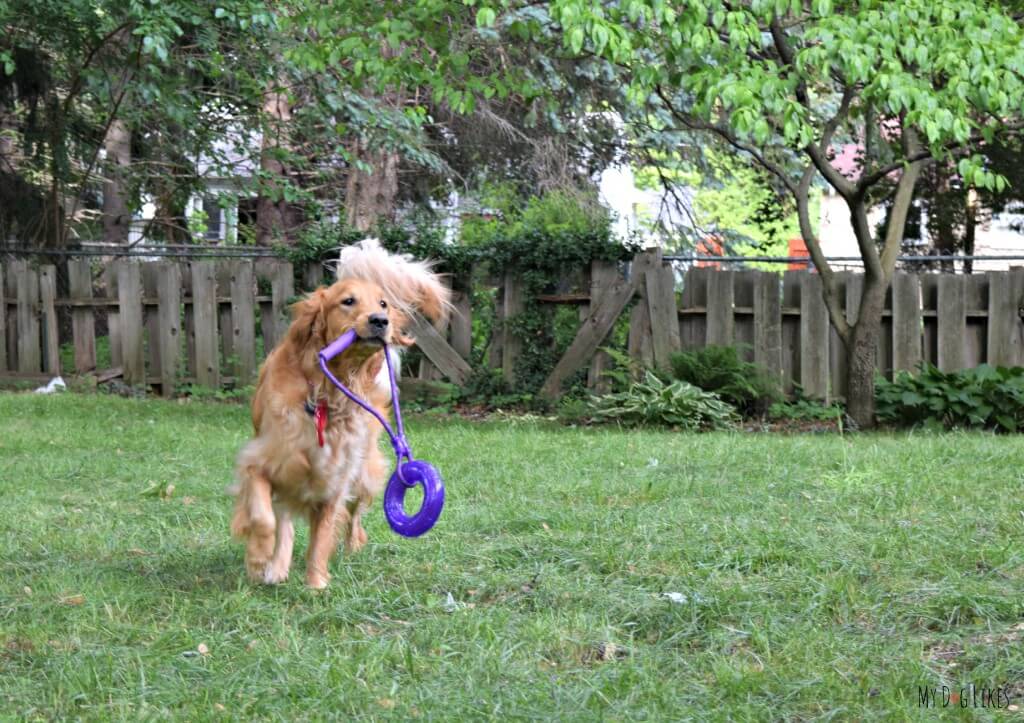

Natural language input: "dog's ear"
[287,288,326,349]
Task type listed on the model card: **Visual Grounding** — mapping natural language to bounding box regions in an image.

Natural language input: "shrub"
[875,364,1024,432]
[587,372,737,429]
[669,345,780,416]
[769,398,844,423]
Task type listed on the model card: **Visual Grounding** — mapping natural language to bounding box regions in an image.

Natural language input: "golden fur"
[231,240,450,588]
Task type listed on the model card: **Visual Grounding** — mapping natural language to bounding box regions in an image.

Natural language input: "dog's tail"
[336,238,453,324]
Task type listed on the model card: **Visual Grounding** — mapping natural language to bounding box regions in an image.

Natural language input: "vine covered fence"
[1,252,1022,400]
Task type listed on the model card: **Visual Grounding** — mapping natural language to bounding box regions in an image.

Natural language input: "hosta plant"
[587,372,737,430]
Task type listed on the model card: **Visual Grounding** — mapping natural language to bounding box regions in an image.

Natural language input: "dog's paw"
[346,524,368,554]
[306,572,330,590]
[263,564,289,585]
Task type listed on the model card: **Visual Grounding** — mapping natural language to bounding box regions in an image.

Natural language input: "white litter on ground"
[34,377,66,394]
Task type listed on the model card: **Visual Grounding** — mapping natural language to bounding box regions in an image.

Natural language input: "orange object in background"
[696,236,724,268]
[788,238,812,270]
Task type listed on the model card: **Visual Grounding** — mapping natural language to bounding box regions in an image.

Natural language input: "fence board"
[451,289,473,361]
[67,259,96,372]
[588,261,619,393]
[799,274,829,399]
[39,265,59,375]
[0,263,5,372]
[217,262,235,365]
[303,261,324,291]
[964,275,987,369]
[15,261,40,373]
[104,264,122,368]
[408,314,472,385]
[156,262,182,397]
[892,273,921,373]
[987,270,1024,366]
[680,267,709,352]
[118,262,145,385]
[753,271,782,387]
[937,274,966,371]
[541,251,659,399]
[3,261,16,371]
[733,270,757,362]
[192,261,220,388]
[645,264,679,372]
[181,263,195,377]
[419,278,452,381]
[142,264,162,380]
[921,275,939,367]
[781,271,802,394]
[229,260,257,386]
[705,270,734,346]
[501,273,525,383]
[270,260,295,350]
[628,260,653,369]
[832,273,857,396]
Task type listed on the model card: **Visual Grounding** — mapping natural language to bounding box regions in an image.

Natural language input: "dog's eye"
[380,300,388,309]
[341,297,355,307]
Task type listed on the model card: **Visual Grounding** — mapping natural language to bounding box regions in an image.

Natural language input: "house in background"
[599,145,1024,271]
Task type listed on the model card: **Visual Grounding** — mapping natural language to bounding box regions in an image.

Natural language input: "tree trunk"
[102,118,132,244]
[256,85,296,246]
[845,275,886,429]
[345,142,400,232]
[963,189,977,275]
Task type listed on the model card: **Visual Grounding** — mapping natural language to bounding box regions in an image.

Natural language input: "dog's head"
[335,238,452,335]
[287,277,402,379]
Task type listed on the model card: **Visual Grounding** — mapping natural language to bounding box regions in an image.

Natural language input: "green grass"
[2,393,1023,720]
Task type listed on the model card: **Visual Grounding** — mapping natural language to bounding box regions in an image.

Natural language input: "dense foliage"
[587,371,737,429]
[875,364,1024,432]
[670,345,780,416]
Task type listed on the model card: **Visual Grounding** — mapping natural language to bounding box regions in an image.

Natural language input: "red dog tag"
[314,400,328,447]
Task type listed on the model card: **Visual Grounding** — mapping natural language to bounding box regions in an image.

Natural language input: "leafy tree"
[540,0,1024,426]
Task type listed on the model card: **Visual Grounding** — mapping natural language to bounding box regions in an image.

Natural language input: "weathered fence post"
[891,273,921,373]
[191,260,220,388]
[705,270,734,346]
[0,262,6,373]
[39,265,59,375]
[68,259,96,373]
[501,273,525,384]
[753,272,782,388]
[587,260,620,392]
[799,274,829,399]
[987,270,1024,366]
[104,264,122,368]
[937,274,966,371]
[15,261,41,373]
[156,262,182,397]
[118,261,145,385]
[230,259,257,386]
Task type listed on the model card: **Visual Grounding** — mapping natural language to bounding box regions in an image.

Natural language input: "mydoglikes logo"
[917,684,1014,709]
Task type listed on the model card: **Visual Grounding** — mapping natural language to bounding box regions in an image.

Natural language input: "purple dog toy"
[318,329,445,537]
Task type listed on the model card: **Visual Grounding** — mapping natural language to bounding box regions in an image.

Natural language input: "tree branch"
[768,17,856,199]
[792,163,850,344]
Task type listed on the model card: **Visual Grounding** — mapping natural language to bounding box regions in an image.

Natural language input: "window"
[202,196,223,241]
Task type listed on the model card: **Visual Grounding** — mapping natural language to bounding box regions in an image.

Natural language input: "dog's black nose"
[368,313,389,335]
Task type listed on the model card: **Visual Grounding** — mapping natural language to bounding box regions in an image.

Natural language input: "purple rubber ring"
[318,329,445,537]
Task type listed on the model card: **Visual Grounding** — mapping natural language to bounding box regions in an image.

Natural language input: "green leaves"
[588,372,738,430]
[875,364,1024,433]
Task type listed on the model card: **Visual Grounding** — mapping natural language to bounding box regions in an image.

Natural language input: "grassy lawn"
[1,392,1023,720]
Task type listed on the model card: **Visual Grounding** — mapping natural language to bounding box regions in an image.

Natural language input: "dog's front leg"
[306,496,348,589]
[264,507,294,584]
[232,469,277,582]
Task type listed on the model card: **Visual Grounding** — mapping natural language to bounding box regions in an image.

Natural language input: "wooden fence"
[2,253,1023,400]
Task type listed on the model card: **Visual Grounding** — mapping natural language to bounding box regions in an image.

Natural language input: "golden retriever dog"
[230,239,450,588]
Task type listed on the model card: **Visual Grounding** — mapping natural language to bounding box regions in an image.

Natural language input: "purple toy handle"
[317,330,445,538]
[319,329,358,363]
